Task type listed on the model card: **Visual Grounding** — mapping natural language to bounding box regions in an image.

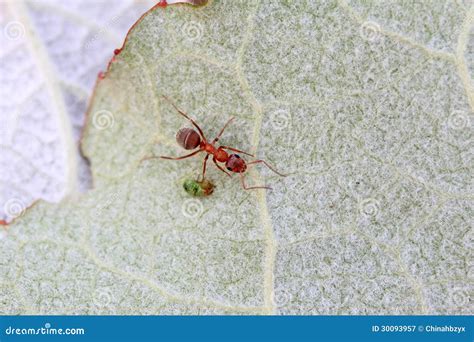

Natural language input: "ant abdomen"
[176,128,201,150]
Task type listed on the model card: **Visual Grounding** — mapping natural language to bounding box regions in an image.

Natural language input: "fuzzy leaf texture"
[1,0,473,315]
[0,0,155,217]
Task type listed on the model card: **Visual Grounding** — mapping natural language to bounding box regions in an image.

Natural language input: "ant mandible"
[157,96,286,190]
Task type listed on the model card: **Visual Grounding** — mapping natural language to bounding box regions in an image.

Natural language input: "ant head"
[225,154,247,173]
[176,128,201,150]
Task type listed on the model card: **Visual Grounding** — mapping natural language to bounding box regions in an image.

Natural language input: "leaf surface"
[0,0,154,220]
[1,0,473,314]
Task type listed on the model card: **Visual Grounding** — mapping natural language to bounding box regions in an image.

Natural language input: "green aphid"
[183,179,215,197]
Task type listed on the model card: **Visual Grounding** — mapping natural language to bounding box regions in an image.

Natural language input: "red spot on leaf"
[98,71,105,79]
[157,0,168,7]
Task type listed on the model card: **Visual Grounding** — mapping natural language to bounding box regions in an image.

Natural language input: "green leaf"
[1,1,472,314]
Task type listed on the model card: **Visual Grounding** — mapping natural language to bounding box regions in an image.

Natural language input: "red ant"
[153,96,286,190]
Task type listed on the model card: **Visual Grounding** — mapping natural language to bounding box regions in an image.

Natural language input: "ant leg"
[212,157,232,177]
[199,154,210,181]
[239,172,271,190]
[220,146,254,157]
[212,117,234,143]
[247,159,287,177]
[161,95,207,140]
[143,149,202,161]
